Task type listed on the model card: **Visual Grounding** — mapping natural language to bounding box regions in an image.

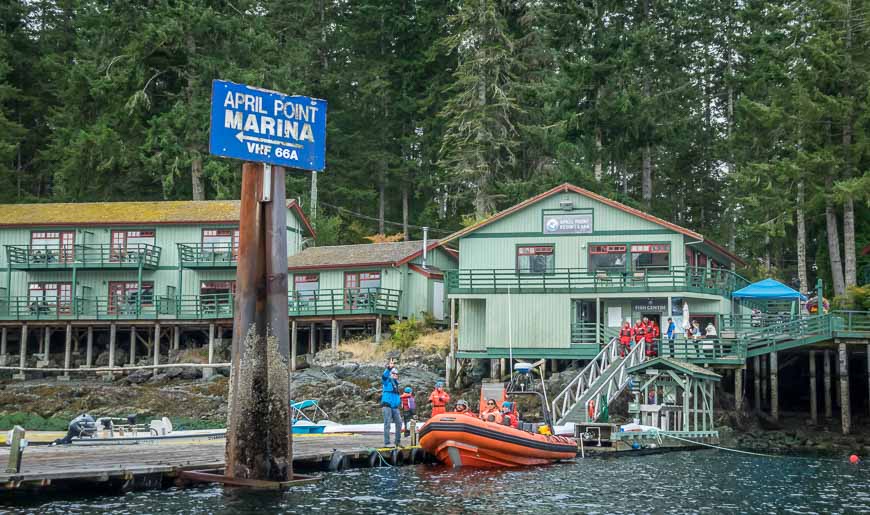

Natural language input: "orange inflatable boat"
[418,413,577,467]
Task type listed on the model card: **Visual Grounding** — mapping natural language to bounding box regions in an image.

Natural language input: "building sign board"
[632,297,668,313]
[209,80,327,171]
[542,213,593,234]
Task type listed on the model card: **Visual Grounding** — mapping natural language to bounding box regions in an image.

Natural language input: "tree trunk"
[402,185,409,240]
[796,180,808,293]
[642,145,652,207]
[594,127,603,182]
[826,178,847,297]
[191,155,205,201]
[378,170,385,234]
[842,0,856,288]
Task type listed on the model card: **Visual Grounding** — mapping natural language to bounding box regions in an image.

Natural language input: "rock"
[180,367,202,380]
[312,349,353,367]
[95,349,128,367]
[127,368,152,384]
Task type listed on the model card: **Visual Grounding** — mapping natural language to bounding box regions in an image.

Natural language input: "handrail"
[583,339,647,423]
[5,243,161,268]
[177,243,238,267]
[551,336,621,424]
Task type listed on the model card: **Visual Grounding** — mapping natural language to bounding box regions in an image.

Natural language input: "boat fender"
[368,451,380,468]
[328,451,348,472]
[390,449,401,466]
[410,448,421,464]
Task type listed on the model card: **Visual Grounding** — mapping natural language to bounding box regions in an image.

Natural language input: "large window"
[516,246,555,274]
[294,274,320,298]
[111,230,155,262]
[588,245,626,273]
[344,272,381,310]
[30,231,74,263]
[201,281,235,296]
[202,228,240,260]
[345,271,381,290]
[631,243,670,273]
[108,281,154,314]
[28,283,72,315]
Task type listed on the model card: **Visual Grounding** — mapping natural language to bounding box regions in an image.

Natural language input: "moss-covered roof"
[287,240,442,270]
[626,357,721,381]
[0,200,313,236]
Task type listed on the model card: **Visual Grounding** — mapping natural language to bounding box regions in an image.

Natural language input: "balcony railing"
[177,243,237,268]
[570,322,619,345]
[446,266,749,297]
[0,296,157,320]
[657,338,745,365]
[5,244,161,270]
[289,288,401,316]
[157,294,234,319]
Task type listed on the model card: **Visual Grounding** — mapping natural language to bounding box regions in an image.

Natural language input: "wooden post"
[129,326,136,366]
[225,162,291,482]
[810,350,818,424]
[108,324,116,369]
[291,320,298,372]
[753,356,760,410]
[770,351,778,420]
[500,358,507,378]
[59,323,72,381]
[760,354,768,408]
[0,327,7,366]
[173,326,180,351]
[448,298,456,388]
[152,323,161,374]
[309,323,315,354]
[839,342,850,435]
[40,327,51,367]
[375,316,382,344]
[824,350,833,419]
[734,366,743,412]
[490,359,500,379]
[204,323,215,379]
[85,326,94,368]
[5,426,25,473]
[330,319,338,350]
[13,325,27,380]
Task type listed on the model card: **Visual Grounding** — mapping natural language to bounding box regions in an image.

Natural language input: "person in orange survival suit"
[619,321,634,357]
[500,401,520,429]
[453,399,477,417]
[645,318,659,357]
[428,381,450,417]
[633,319,646,348]
[480,398,503,424]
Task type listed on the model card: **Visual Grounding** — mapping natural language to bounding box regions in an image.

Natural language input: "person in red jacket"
[633,320,646,348]
[644,317,658,357]
[428,381,450,417]
[500,401,520,429]
[618,321,634,358]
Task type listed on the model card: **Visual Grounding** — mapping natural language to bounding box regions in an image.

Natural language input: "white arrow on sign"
[235,132,303,149]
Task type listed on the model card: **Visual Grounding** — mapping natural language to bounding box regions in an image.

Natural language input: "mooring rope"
[654,432,781,458]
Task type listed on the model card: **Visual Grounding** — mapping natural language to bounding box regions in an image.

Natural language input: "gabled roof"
[438,183,744,266]
[287,240,455,270]
[626,357,721,381]
[0,200,315,237]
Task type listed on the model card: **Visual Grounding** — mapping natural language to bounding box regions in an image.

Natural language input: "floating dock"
[0,433,428,493]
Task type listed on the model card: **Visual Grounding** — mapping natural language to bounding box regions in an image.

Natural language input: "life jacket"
[644,323,655,342]
[428,389,449,407]
[619,327,632,343]
[634,324,646,341]
[400,393,416,410]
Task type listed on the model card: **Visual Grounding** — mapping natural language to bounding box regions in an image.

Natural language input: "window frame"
[30,230,75,263]
[107,281,155,314]
[28,282,73,315]
[629,243,671,273]
[588,244,628,273]
[110,229,155,262]
[515,244,556,275]
[202,228,240,259]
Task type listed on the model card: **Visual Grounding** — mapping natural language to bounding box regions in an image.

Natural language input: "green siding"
[460,299,486,351]
[403,270,430,319]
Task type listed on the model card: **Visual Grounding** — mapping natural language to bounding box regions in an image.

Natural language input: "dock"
[0,434,428,493]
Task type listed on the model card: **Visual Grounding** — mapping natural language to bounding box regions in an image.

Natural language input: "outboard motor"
[53,413,96,445]
[509,362,534,392]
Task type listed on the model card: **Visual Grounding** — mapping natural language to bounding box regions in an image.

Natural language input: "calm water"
[2,450,869,514]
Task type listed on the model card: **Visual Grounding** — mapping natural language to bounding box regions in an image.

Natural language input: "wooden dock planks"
[0,433,391,490]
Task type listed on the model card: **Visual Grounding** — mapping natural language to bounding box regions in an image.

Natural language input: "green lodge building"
[441,183,749,366]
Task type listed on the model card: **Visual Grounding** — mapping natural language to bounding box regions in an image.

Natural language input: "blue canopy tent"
[732,278,808,301]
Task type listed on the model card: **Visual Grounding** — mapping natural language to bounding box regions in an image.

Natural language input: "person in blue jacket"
[381,358,402,447]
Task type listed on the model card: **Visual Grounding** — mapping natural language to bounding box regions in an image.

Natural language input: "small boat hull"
[419,414,576,468]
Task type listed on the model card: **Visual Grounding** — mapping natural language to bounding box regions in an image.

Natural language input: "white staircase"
[551,338,647,424]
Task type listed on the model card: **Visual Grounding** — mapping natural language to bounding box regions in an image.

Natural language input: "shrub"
[0,412,70,431]
[833,286,870,311]
[389,316,423,350]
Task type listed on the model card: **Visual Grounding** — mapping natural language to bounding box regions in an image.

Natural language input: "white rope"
[0,362,231,373]
[655,431,780,458]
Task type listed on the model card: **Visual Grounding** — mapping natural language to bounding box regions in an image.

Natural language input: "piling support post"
[173,326,180,351]
[824,350,833,419]
[39,327,51,367]
[13,325,27,380]
[331,319,338,350]
[810,350,818,424]
[152,323,161,375]
[770,351,778,421]
[760,354,768,409]
[291,320,298,372]
[489,359,499,379]
[5,426,25,473]
[85,326,93,368]
[129,326,136,366]
[59,323,72,381]
[0,327,7,366]
[375,316,382,345]
[448,298,457,389]
[839,342,850,435]
[753,356,760,410]
[108,324,116,369]
[225,162,291,482]
[734,366,743,412]
[204,323,215,379]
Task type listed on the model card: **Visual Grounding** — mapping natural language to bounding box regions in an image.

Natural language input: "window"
[110,230,155,262]
[697,253,708,269]
[344,272,381,310]
[345,271,381,290]
[200,281,235,295]
[631,243,670,273]
[686,247,695,268]
[200,281,234,313]
[108,281,154,314]
[516,246,555,274]
[588,245,626,273]
[28,283,72,315]
[202,229,240,260]
[294,274,320,299]
[30,231,74,263]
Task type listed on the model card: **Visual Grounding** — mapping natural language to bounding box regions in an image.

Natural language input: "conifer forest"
[0,1,868,299]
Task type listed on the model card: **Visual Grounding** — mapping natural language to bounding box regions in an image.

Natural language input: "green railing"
[289,288,401,316]
[446,266,749,297]
[0,296,83,320]
[158,294,234,319]
[658,337,745,364]
[832,311,870,333]
[177,243,237,268]
[5,244,161,270]
[570,322,619,344]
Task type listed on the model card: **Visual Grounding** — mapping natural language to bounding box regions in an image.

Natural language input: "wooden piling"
[225,162,291,482]
[839,343,850,435]
[291,320,298,372]
[13,325,27,380]
[760,354,768,408]
[40,327,51,367]
[770,351,778,420]
[0,327,7,366]
[129,326,136,366]
[753,356,760,410]
[824,350,832,418]
[59,323,72,382]
[85,327,94,368]
[490,359,499,379]
[5,427,24,473]
[152,323,161,374]
[173,326,180,351]
[308,323,315,354]
[331,319,338,350]
[204,323,215,379]
[108,324,116,369]
[375,316,382,344]
[809,350,818,424]
[734,366,743,412]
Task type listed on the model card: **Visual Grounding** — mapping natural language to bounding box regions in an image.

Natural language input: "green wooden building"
[441,183,748,366]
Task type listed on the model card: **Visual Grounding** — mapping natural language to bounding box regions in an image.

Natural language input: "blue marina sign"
[209,80,327,171]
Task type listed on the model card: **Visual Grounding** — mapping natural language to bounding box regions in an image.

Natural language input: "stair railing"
[583,339,647,423]
[551,337,620,425]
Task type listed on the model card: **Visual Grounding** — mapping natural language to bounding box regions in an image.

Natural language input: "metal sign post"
[211,80,327,483]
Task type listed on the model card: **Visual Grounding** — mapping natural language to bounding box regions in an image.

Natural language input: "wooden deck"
[0,433,418,492]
